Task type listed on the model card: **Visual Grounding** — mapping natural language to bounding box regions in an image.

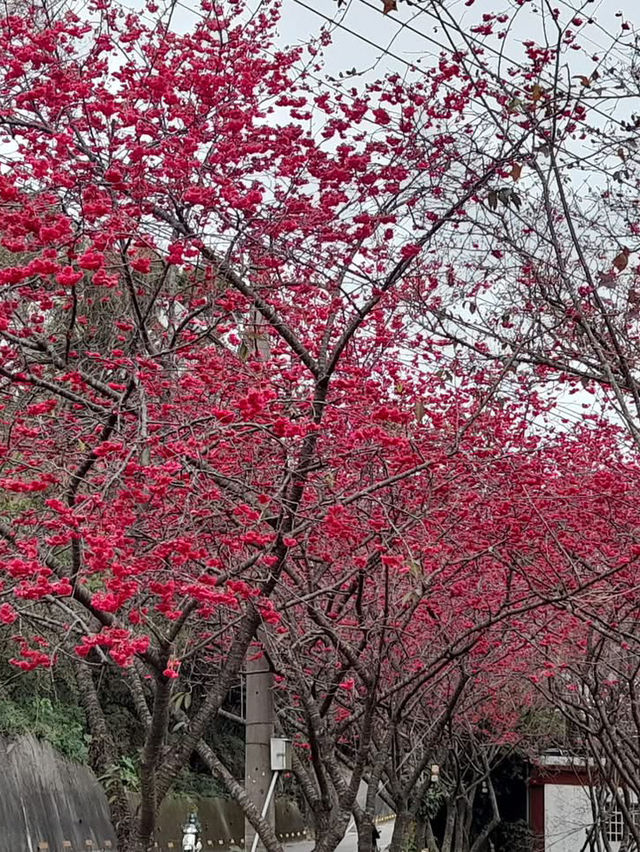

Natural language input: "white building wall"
[544,784,619,852]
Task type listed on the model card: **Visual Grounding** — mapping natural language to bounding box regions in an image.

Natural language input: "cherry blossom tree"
[403,1,640,441]
[262,408,640,852]
[0,0,536,847]
[1,0,640,849]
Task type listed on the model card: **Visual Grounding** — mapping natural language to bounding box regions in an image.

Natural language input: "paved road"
[285,818,395,852]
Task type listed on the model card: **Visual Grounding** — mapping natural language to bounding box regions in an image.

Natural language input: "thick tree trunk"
[355,809,375,852]
[136,673,173,849]
[389,809,413,852]
[313,808,351,852]
[74,660,134,847]
[129,831,159,852]
[441,802,456,852]
[310,806,332,843]
[415,817,427,851]
[453,799,466,852]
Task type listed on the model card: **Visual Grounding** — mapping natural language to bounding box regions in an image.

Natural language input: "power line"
[107,0,640,304]
[399,0,631,70]
[49,0,636,259]
[162,0,637,185]
[97,0,640,159]
[288,0,635,175]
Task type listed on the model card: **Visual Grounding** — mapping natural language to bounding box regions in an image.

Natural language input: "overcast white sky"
[274,0,637,79]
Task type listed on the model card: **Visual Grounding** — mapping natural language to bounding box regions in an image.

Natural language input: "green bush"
[173,767,228,799]
[0,695,89,763]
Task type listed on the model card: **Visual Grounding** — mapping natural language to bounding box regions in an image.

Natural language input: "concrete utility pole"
[244,652,275,852]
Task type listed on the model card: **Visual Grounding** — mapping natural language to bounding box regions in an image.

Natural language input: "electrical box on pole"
[270,737,292,771]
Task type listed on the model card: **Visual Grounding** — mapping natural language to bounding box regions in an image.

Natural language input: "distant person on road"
[182,813,202,852]
[372,824,380,852]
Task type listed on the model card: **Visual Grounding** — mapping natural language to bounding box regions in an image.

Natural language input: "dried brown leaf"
[613,247,630,271]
